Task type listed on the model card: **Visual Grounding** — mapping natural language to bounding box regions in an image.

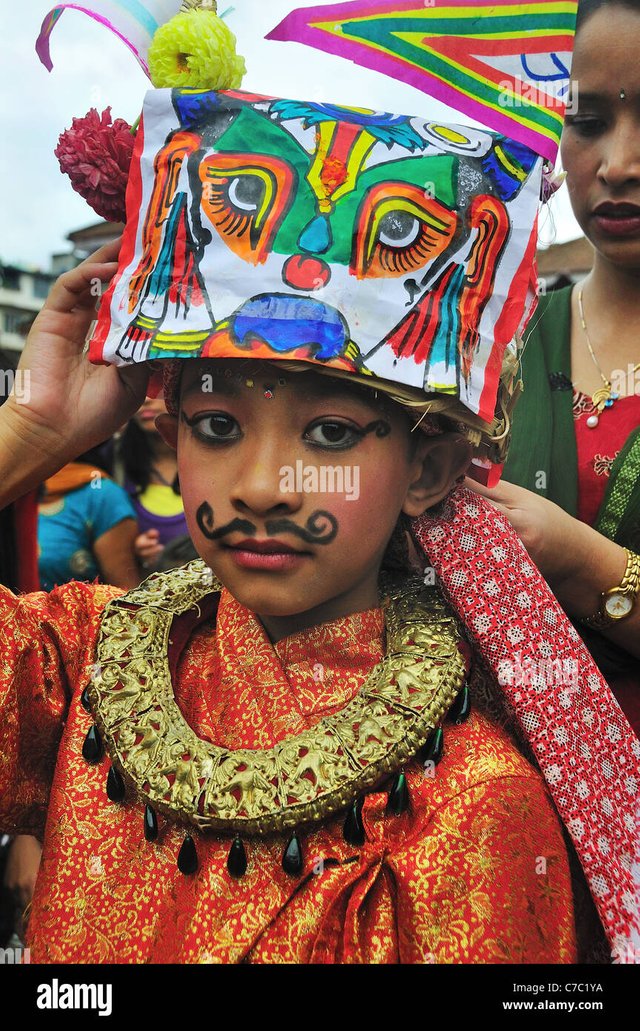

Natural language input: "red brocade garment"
[0,580,577,964]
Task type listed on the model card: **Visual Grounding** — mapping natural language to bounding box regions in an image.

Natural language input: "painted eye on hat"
[228,175,265,213]
[353,182,457,280]
[377,211,422,249]
[199,154,295,265]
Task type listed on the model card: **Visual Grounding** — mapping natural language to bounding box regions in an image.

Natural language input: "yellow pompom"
[148,10,246,91]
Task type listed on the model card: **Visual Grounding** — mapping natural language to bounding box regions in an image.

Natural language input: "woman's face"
[561,5,640,268]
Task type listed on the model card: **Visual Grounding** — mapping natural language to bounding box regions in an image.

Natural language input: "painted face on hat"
[92,89,542,422]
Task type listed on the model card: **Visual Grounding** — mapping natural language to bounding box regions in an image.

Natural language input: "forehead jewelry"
[578,289,620,427]
[620,88,627,100]
[261,378,287,398]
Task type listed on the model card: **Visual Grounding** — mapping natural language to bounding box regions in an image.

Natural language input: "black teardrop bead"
[143,805,158,843]
[106,766,125,804]
[282,832,303,876]
[227,835,247,878]
[82,725,103,764]
[80,685,92,713]
[387,771,410,816]
[343,797,365,846]
[419,727,444,766]
[177,834,198,875]
[448,684,471,724]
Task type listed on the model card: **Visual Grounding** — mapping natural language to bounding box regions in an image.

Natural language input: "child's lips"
[231,538,302,554]
[224,538,310,571]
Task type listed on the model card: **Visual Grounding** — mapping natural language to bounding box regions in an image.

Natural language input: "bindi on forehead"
[180,365,286,401]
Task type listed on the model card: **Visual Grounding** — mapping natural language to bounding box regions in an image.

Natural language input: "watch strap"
[581,548,640,630]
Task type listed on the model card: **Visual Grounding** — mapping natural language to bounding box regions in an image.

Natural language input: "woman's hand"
[466,477,640,657]
[465,478,580,582]
[0,240,150,507]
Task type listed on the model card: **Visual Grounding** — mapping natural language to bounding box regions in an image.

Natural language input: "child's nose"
[230,445,304,518]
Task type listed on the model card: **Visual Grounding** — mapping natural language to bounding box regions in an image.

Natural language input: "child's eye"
[186,413,241,443]
[305,420,361,449]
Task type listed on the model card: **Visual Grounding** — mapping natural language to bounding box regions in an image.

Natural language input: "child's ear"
[155,413,179,450]
[402,433,472,517]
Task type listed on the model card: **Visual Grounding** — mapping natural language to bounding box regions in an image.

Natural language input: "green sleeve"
[503,285,578,517]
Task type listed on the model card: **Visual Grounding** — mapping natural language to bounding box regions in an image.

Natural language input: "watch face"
[604,592,634,619]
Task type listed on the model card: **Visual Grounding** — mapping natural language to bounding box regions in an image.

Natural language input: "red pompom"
[55,108,136,223]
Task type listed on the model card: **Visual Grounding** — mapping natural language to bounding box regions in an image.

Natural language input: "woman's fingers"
[45,261,119,315]
[42,238,122,314]
[118,361,152,405]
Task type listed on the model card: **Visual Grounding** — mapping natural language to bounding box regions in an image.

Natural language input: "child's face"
[164,360,464,638]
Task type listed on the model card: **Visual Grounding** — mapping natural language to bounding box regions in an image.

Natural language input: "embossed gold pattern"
[88,562,467,835]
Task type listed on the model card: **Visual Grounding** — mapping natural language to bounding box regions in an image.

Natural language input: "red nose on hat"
[283,255,332,291]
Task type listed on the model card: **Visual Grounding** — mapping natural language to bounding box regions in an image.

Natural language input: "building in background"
[56,221,124,268]
[1,220,124,354]
[0,264,56,353]
[538,237,594,292]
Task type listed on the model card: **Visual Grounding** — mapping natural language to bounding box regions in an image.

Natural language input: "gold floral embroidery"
[593,453,616,477]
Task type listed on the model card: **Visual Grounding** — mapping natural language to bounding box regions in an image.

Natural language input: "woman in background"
[38,441,140,591]
[479,0,640,732]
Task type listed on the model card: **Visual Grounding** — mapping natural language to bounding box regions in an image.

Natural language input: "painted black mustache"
[196,503,338,545]
[266,511,338,545]
[196,504,256,541]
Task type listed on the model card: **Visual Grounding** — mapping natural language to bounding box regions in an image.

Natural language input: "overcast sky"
[1,1,580,270]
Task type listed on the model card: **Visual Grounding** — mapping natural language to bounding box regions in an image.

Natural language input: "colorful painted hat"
[39,0,576,465]
[92,85,541,427]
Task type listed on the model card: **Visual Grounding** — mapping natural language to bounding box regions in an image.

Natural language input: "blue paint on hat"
[232,294,349,361]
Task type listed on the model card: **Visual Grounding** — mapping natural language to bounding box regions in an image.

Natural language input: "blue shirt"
[38,480,136,591]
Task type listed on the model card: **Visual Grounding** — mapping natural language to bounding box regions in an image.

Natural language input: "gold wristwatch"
[581,548,640,630]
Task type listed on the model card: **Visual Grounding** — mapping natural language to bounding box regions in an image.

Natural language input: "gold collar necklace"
[81,561,470,878]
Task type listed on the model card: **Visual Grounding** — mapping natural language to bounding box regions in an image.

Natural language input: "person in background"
[475,0,640,734]
[38,441,140,591]
[0,347,41,949]
[149,533,199,573]
[116,396,189,569]
[0,347,39,594]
